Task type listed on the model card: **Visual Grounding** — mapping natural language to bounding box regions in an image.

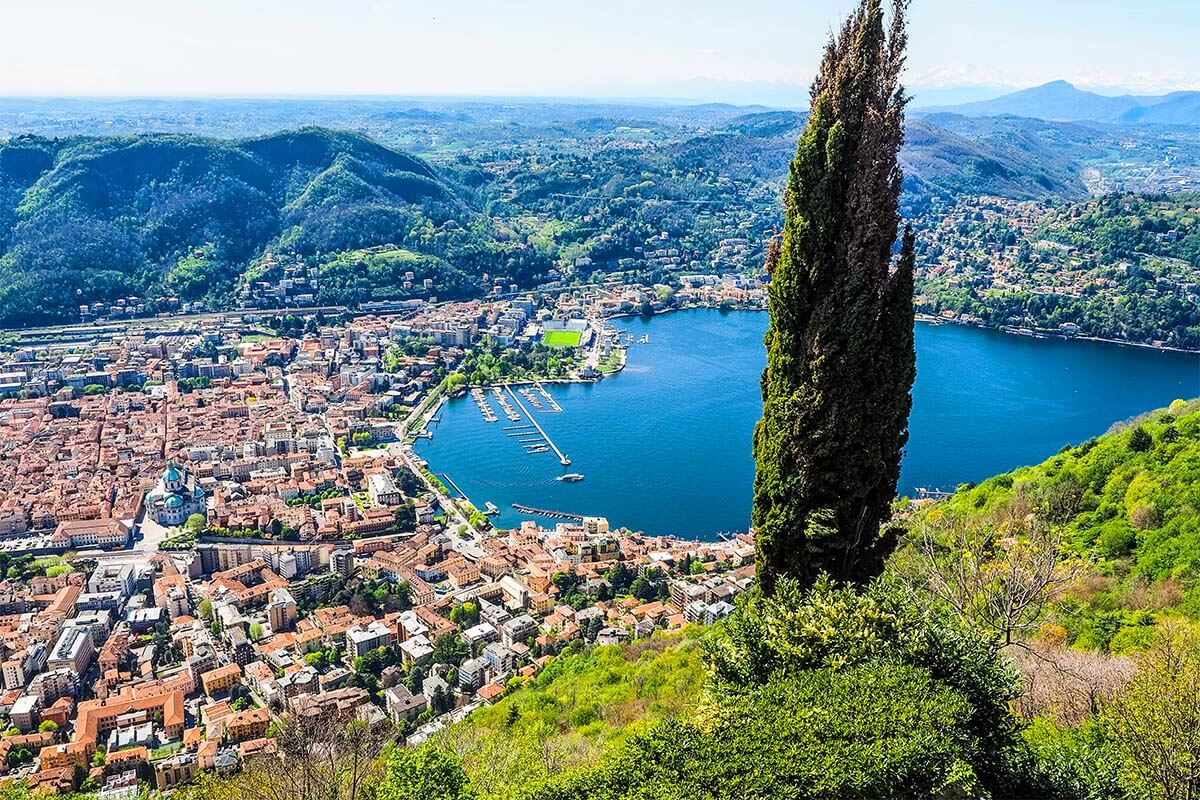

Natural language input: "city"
[0,286,760,794]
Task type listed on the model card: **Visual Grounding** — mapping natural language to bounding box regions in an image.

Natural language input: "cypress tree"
[753,0,916,593]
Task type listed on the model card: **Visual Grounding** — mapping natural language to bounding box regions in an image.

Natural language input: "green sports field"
[542,329,583,347]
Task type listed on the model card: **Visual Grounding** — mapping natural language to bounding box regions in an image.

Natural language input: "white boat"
[556,473,584,482]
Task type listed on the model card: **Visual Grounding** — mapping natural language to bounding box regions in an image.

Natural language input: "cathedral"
[145,462,207,527]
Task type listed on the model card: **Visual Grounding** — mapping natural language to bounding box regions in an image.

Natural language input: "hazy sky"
[2,0,1197,101]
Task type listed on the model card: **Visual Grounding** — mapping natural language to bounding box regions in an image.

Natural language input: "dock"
[471,388,498,423]
[534,382,562,412]
[491,386,522,422]
[505,385,570,466]
[519,387,544,410]
[511,503,584,522]
[441,473,470,503]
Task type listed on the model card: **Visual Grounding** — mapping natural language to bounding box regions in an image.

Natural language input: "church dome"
[165,495,184,509]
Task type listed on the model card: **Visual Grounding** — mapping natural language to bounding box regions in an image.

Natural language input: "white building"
[345,621,394,659]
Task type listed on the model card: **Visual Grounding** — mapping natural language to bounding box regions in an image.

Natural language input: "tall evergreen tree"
[753,0,916,593]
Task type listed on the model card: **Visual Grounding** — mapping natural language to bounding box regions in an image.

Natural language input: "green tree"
[378,745,474,800]
[1127,425,1153,452]
[1104,623,1200,800]
[449,602,479,627]
[185,513,207,534]
[432,634,469,667]
[752,0,915,594]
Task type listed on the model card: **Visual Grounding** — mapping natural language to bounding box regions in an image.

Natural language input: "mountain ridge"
[920,80,1200,124]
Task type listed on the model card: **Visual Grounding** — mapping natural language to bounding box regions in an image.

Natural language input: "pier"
[441,473,470,503]
[471,388,498,423]
[519,387,544,410]
[511,503,584,522]
[534,382,562,412]
[505,385,570,466]
[491,386,522,422]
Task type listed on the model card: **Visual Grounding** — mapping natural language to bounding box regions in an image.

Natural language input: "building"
[266,588,298,634]
[501,615,537,647]
[200,664,241,697]
[225,707,270,742]
[145,463,207,527]
[74,689,186,746]
[384,685,427,725]
[482,641,516,674]
[88,563,136,596]
[10,694,40,731]
[345,621,394,659]
[162,586,189,619]
[154,753,197,790]
[458,657,485,690]
[52,519,131,550]
[47,626,95,674]
[398,635,433,667]
[367,472,401,507]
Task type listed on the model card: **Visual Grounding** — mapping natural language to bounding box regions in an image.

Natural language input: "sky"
[2,0,1198,104]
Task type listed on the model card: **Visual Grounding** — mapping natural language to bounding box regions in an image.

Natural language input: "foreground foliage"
[513,577,1064,800]
[435,633,706,797]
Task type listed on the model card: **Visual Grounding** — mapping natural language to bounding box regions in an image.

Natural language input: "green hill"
[433,633,706,798]
[0,128,490,326]
[919,398,1200,651]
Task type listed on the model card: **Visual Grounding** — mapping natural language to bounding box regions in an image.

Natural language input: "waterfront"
[415,309,1200,539]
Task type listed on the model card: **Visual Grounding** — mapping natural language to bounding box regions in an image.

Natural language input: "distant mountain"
[922,80,1200,125]
[682,111,1088,201]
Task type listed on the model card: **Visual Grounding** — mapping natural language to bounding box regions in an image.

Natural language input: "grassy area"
[542,329,583,348]
[597,347,626,374]
[435,630,706,797]
[150,742,182,760]
[239,332,275,343]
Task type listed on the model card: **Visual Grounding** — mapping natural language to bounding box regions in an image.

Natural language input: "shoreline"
[913,312,1200,355]
[614,303,1200,355]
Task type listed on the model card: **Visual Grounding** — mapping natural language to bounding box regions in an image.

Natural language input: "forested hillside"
[914,193,1200,348]
[914,399,1200,653]
[0,128,543,326]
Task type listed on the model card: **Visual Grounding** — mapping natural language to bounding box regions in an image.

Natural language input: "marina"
[535,382,562,412]
[492,386,523,422]
[505,385,571,466]
[519,387,544,410]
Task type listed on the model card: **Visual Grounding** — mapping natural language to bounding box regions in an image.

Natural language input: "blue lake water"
[415,309,1200,539]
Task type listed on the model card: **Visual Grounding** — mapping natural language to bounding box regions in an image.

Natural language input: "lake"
[414,309,1200,539]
